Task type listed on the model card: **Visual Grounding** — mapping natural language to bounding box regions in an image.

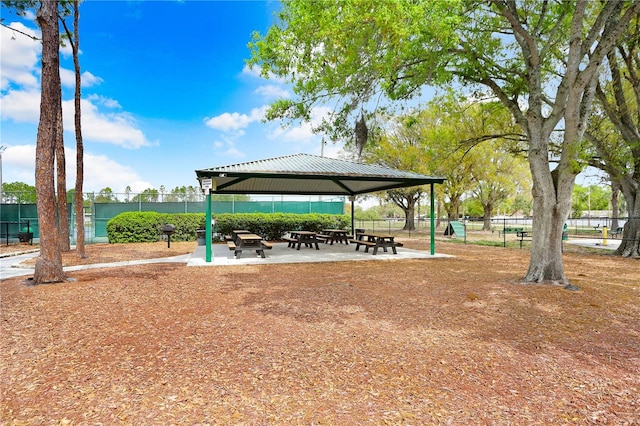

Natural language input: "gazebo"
[195,153,445,262]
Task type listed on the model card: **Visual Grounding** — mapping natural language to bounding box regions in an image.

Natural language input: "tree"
[2,182,37,204]
[586,17,640,257]
[359,115,429,231]
[55,94,70,251]
[249,0,640,286]
[94,187,117,203]
[571,185,612,218]
[131,188,159,203]
[33,0,65,283]
[60,0,86,258]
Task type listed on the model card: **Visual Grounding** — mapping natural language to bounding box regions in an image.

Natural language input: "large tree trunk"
[525,156,572,285]
[34,0,65,284]
[610,181,620,231]
[403,206,415,231]
[615,180,640,257]
[482,203,492,231]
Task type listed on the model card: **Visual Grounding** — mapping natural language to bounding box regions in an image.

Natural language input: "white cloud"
[204,106,266,133]
[254,84,290,99]
[268,105,332,143]
[64,99,154,149]
[0,144,150,193]
[0,89,40,123]
[60,68,104,88]
[1,20,149,150]
[87,94,121,109]
[1,91,153,149]
[74,152,152,193]
[0,22,40,90]
[211,138,245,159]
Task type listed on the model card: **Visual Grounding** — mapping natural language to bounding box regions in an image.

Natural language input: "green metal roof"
[195,153,445,196]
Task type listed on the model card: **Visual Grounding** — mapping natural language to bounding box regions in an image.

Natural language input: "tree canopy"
[249,0,640,287]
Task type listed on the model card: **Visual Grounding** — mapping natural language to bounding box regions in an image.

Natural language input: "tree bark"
[610,182,620,231]
[34,0,65,284]
[55,104,70,252]
[615,179,640,257]
[482,203,492,231]
[71,0,87,258]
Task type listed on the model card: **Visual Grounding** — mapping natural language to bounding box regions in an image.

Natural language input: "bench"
[228,239,271,258]
[610,227,623,238]
[354,240,376,252]
[282,236,298,247]
[498,227,523,237]
[315,234,331,243]
[516,231,532,249]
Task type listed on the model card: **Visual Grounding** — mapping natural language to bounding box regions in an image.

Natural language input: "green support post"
[430,183,435,255]
[205,191,212,262]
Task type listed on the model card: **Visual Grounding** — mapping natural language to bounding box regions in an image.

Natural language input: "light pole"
[0,145,6,204]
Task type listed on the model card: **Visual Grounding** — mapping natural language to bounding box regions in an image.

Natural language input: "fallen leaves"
[1,240,639,424]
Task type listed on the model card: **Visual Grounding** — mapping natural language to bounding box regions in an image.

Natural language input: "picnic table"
[284,231,320,250]
[516,230,532,249]
[318,229,350,245]
[227,232,270,258]
[355,232,400,255]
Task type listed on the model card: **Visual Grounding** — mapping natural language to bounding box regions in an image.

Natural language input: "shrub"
[107,212,205,243]
[108,212,351,243]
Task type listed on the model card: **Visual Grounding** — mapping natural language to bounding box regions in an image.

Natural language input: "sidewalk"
[564,237,621,251]
[187,241,451,267]
[0,250,191,281]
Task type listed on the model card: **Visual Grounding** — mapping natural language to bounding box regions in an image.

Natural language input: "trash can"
[196,229,206,246]
[562,223,568,241]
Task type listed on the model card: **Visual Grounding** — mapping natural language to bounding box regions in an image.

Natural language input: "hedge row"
[106,212,350,243]
[212,213,350,241]
[106,212,203,243]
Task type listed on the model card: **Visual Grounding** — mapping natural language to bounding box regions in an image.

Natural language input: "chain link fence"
[1,192,346,244]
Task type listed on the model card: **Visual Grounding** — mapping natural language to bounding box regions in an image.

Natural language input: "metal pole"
[430,183,435,255]
[206,190,212,262]
[0,146,5,207]
[350,195,355,236]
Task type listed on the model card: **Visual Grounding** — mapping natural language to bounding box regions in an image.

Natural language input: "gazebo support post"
[349,195,355,237]
[206,190,212,262]
[430,183,436,255]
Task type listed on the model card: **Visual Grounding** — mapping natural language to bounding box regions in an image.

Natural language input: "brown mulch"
[1,239,639,425]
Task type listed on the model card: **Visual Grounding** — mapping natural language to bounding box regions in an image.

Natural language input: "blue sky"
[1,0,606,198]
[1,0,342,195]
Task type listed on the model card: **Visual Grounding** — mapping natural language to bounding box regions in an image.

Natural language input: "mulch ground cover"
[1,240,639,425]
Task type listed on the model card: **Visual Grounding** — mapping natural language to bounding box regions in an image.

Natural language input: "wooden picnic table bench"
[318,229,350,245]
[355,233,400,255]
[287,231,320,250]
[516,230,532,249]
[228,233,270,258]
[498,227,523,237]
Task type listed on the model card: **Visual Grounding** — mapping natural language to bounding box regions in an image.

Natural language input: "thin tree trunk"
[34,0,65,284]
[56,105,70,252]
[71,0,87,258]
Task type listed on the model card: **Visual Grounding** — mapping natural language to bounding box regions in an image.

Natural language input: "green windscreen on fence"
[3,200,344,240]
[92,200,344,238]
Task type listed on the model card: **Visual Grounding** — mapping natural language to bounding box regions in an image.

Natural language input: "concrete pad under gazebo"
[194,153,445,262]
